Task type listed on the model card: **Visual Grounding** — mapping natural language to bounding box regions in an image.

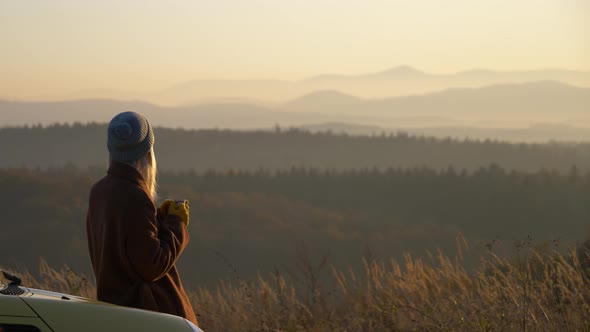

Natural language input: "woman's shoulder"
[91,174,151,203]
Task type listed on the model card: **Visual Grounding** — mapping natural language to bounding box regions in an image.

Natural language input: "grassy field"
[3,238,589,331]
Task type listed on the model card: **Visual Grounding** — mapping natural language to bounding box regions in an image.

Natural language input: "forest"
[2,123,590,172]
[1,164,588,288]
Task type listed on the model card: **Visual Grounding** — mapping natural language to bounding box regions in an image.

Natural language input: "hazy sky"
[1,0,588,98]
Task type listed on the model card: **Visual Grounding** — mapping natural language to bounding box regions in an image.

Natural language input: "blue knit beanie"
[107,111,154,162]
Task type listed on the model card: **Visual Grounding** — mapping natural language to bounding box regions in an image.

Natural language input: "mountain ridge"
[1,81,589,130]
[6,66,589,106]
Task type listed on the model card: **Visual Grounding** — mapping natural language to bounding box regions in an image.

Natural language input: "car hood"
[19,287,193,332]
[21,287,100,303]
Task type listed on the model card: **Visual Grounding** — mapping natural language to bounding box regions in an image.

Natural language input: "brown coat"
[86,161,198,325]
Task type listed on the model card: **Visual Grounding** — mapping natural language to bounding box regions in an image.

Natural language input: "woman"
[86,111,198,325]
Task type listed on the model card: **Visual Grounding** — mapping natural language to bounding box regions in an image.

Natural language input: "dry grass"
[1,259,95,299]
[2,238,589,331]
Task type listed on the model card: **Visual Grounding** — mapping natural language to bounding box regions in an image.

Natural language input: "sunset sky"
[1,0,588,99]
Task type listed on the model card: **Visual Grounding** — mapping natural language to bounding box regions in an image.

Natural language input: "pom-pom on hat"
[107,111,154,162]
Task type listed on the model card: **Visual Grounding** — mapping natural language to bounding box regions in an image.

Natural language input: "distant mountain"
[155,79,293,106]
[20,66,590,106]
[283,81,590,125]
[0,98,375,129]
[285,90,363,112]
[306,66,590,83]
[0,99,162,125]
[305,65,429,81]
[0,99,288,129]
[455,68,590,81]
[369,65,429,79]
[1,81,589,132]
[157,67,590,105]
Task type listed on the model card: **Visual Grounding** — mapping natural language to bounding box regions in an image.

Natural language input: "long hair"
[135,148,158,201]
[110,148,158,201]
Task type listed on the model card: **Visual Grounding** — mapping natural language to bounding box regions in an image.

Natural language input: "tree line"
[1,123,590,172]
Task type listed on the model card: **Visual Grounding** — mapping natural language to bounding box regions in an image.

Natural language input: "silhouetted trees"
[2,124,590,172]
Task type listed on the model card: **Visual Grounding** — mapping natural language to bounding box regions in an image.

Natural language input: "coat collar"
[107,161,149,192]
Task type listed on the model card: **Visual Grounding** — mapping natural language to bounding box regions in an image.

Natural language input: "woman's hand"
[158,199,174,217]
[159,199,190,226]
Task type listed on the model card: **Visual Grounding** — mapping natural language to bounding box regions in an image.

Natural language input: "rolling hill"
[13,66,590,105]
[2,81,588,130]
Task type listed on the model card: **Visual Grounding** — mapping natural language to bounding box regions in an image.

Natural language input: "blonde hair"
[135,148,158,201]
[110,148,158,201]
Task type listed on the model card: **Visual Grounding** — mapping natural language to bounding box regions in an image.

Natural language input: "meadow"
[4,236,589,331]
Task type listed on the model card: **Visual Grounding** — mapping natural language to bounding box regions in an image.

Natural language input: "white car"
[0,270,204,332]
